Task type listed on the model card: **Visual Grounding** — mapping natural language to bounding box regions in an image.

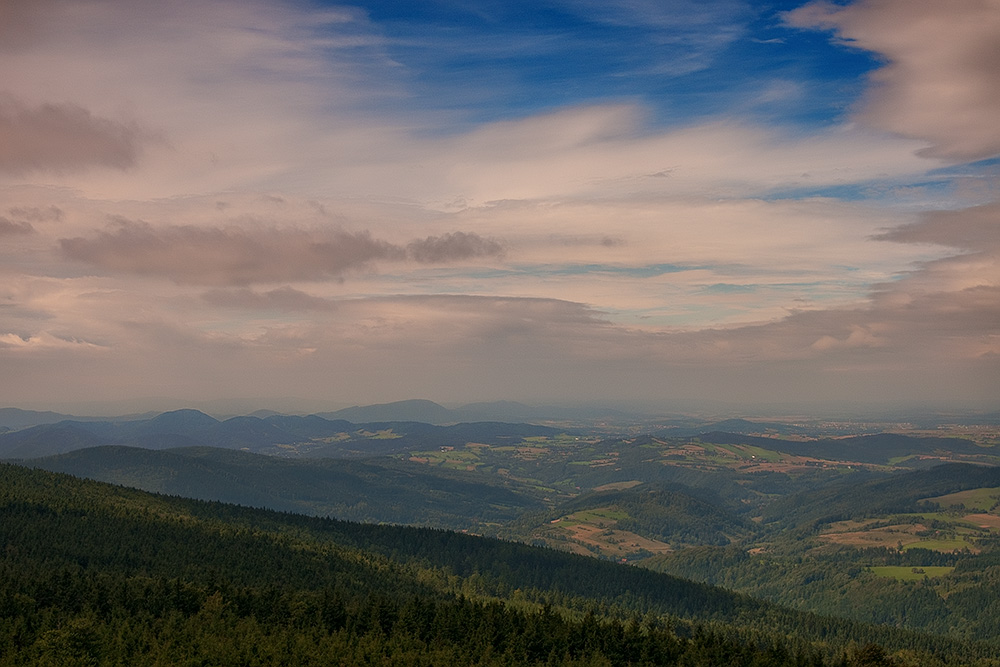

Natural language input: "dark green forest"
[2,463,994,666]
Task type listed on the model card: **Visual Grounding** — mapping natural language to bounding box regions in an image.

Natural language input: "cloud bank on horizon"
[0,0,997,413]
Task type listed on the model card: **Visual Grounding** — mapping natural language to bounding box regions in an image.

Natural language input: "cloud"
[0,217,33,235]
[407,231,505,263]
[0,0,58,53]
[0,0,931,205]
[786,0,1000,162]
[811,325,886,352]
[0,95,143,174]
[553,0,748,74]
[8,205,62,223]
[865,204,1000,326]
[59,218,510,286]
[59,219,403,286]
[875,201,1000,252]
[0,0,400,200]
[0,330,103,352]
[202,286,337,312]
[0,204,63,236]
[775,0,1000,404]
[0,0,995,412]
[382,107,933,206]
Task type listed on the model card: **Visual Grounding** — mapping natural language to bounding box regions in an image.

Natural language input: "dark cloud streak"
[60,220,401,286]
[874,202,1000,251]
[0,217,34,235]
[407,231,504,263]
[60,220,507,286]
[0,96,143,174]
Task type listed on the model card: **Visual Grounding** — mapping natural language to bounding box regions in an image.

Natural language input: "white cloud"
[0,330,104,351]
[786,0,1000,161]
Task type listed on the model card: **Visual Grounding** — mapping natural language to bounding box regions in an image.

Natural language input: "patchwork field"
[532,506,673,560]
[819,520,939,550]
[818,507,999,553]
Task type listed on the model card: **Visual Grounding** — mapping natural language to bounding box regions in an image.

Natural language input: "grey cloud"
[0,204,63,235]
[8,206,62,222]
[60,220,506,285]
[874,202,1000,251]
[882,286,1000,338]
[0,95,142,174]
[0,217,33,235]
[0,0,55,53]
[407,231,505,263]
[60,219,403,286]
[547,234,626,248]
[202,286,337,312]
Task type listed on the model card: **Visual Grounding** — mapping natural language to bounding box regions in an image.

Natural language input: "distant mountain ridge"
[3,402,989,464]
[0,407,76,430]
[0,408,568,459]
[316,398,647,425]
[0,399,641,431]
[0,407,164,430]
[318,399,454,424]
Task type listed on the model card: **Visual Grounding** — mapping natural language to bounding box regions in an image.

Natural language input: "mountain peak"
[147,409,220,434]
[320,399,454,424]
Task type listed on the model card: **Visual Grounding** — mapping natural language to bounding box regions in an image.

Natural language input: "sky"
[0,0,998,416]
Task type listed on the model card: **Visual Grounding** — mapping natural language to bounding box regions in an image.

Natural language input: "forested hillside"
[20,444,543,529]
[6,408,1000,660]
[643,464,1000,641]
[1,464,991,665]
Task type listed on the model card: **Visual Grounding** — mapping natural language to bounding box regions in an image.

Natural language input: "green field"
[356,429,402,439]
[569,507,629,523]
[924,486,1000,511]
[902,538,970,552]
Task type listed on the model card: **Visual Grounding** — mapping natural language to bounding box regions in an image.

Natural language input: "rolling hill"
[759,462,1000,527]
[0,409,568,459]
[22,444,544,529]
[0,462,986,665]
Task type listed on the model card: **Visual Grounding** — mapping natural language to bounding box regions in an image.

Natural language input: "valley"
[2,402,1000,662]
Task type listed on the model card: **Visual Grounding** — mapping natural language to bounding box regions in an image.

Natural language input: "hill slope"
[0,410,567,458]
[24,444,543,528]
[1,463,988,665]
